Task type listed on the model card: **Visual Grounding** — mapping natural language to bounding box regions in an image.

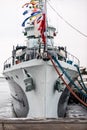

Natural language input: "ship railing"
[53,46,80,66]
[3,47,80,70]
[3,56,13,70]
[66,51,80,66]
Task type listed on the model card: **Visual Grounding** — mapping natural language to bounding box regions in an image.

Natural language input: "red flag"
[38,13,46,44]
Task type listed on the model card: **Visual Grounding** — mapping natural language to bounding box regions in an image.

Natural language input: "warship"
[3,0,87,118]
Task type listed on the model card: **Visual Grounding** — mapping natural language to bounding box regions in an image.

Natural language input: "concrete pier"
[0,118,87,130]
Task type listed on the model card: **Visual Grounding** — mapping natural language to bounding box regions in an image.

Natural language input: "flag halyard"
[22,0,47,45]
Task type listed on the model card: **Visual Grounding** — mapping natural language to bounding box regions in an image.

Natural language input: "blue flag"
[22,17,30,27]
[23,10,28,15]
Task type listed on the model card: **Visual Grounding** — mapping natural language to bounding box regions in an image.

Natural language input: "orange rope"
[48,54,87,107]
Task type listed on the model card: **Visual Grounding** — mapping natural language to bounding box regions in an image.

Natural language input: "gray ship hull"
[3,59,78,118]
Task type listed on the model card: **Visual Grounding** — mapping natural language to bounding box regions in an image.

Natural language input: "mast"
[44,0,48,52]
[39,0,48,52]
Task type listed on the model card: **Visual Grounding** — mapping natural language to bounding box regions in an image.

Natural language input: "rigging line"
[47,1,87,38]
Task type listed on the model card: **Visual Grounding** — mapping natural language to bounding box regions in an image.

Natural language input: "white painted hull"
[3,59,78,118]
